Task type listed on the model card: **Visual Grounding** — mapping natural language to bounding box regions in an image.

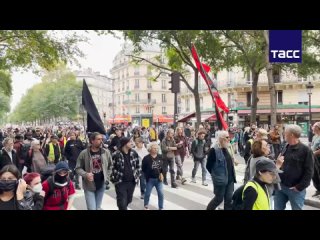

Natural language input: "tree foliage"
[10,65,81,123]
[0,30,85,73]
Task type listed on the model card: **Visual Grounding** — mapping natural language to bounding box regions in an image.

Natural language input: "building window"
[122,95,124,102]
[186,98,190,112]
[162,107,166,114]
[118,96,120,105]
[162,80,166,90]
[148,93,151,103]
[162,94,166,103]
[126,68,129,77]
[135,79,139,89]
[148,106,152,113]
[147,80,152,89]
[147,67,152,76]
[134,67,139,76]
[200,97,203,110]
[135,93,140,102]
[136,106,140,113]
[277,91,283,104]
[246,92,252,107]
[178,107,181,114]
[126,81,129,90]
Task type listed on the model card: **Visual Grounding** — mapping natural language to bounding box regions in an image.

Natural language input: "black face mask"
[54,174,68,184]
[0,180,18,192]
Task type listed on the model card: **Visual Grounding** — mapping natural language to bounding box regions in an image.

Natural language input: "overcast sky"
[11,31,124,111]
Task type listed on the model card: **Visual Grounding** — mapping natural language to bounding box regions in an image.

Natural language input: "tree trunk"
[250,71,259,124]
[264,30,277,127]
[193,69,201,130]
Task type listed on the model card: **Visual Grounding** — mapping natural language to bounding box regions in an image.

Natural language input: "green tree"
[0,30,85,72]
[10,65,82,124]
[118,30,226,129]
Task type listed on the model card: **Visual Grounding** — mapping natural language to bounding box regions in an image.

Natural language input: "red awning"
[180,113,217,122]
[178,112,196,122]
[156,115,173,123]
[108,115,131,124]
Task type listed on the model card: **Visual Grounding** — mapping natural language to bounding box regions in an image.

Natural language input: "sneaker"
[191,178,196,183]
[176,175,181,180]
[181,178,187,185]
[144,206,149,210]
[140,193,145,199]
[312,191,320,197]
[163,180,168,185]
[202,181,208,186]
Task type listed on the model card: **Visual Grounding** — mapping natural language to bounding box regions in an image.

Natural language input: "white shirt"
[134,147,149,163]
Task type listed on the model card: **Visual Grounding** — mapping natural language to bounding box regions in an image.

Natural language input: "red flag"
[202,63,210,73]
[213,92,230,114]
[215,102,228,130]
[191,45,216,92]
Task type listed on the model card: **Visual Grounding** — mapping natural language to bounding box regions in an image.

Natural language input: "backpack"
[193,139,206,159]
[40,164,56,182]
[45,176,71,210]
[231,180,257,210]
[20,143,31,162]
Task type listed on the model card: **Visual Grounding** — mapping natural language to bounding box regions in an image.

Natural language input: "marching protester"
[111,137,141,210]
[191,130,209,186]
[42,161,75,210]
[161,129,178,188]
[133,137,149,199]
[243,159,282,210]
[274,125,314,210]
[206,131,236,210]
[76,132,112,210]
[0,164,31,210]
[142,142,164,210]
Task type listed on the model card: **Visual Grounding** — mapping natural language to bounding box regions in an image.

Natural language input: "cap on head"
[256,159,283,174]
[55,161,70,172]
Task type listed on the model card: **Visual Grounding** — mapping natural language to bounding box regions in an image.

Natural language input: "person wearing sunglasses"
[206,131,237,210]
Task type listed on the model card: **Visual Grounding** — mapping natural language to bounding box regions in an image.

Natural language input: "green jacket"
[75,147,112,192]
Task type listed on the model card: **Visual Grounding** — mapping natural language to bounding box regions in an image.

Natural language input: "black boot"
[171,174,178,188]
[163,172,168,185]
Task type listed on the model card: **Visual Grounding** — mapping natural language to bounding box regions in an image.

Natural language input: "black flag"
[82,79,106,135]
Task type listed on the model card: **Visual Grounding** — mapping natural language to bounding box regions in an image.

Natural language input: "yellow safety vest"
[243,181,271,210]
[48,143,61,163]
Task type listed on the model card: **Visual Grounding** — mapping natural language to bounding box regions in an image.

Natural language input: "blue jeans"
[84,184,106,210]
[144,178,164,210]
[274,184,306,210]
[206,181,234,210]
[140,173,146,194]
[192,158,207,181]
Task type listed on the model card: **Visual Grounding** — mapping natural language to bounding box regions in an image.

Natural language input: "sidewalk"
[234,163,320,209]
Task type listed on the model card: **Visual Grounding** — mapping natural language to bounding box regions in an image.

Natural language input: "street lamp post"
[306,81,314,142]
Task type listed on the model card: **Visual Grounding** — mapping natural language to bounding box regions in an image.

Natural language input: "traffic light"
[169,71,180,93]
